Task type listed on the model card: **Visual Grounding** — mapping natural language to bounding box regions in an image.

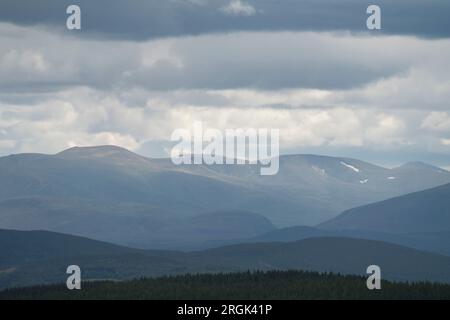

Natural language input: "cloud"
[0,81,448,169]
[422,112,450,132]
[220,0,257,17]
[1,23,450,167]
[0,86,432,159]
[0,0,449,40]
[3,23,450,93]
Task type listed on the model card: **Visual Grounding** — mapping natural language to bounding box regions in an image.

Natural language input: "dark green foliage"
[2,270,450,300]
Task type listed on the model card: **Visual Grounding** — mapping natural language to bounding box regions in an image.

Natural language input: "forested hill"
[2,270,450,300]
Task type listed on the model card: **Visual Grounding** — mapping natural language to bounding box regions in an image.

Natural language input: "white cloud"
[0,23,449,160]
[0,86,412,156]
[421,112,450,132]
[220,0,257,17]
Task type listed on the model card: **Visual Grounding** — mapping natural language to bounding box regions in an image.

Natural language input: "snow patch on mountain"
[312,166,326,176]
[340,161,360,173]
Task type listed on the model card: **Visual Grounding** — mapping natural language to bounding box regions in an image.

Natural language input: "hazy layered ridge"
[320,183,450,233]
[2,230,450,290]
[233,226,450,257]
[0,146,449,248]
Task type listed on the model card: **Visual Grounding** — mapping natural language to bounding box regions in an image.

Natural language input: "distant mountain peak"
[57,145,136,158]
[58,145,130,155]
[398,161,447,172]
[55,145,150,165]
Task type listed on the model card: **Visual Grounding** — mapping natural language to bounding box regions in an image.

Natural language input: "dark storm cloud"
[0,0,449,40]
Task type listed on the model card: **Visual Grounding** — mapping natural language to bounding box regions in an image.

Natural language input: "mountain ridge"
[1,145,450,248]
[3,145,448,173]
[319,182,450,234]
[2,230,450,289]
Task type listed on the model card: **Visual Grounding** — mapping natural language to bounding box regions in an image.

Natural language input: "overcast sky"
[0,0,449,168]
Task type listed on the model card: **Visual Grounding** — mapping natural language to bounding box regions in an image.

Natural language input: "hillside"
[2,270,450,300]
[320,183,450,233]
[1,146,450,248]
[2,231,450,289]
[144,211,276,250]
[242,226,450,257]
[0,229,141,268]
[191,237,450,283]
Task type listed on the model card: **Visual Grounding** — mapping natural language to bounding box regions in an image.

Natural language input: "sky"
[0,0,449,168]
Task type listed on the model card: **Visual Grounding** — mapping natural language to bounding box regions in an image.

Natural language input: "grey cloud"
[1,2,450,170]
[1,84,450,167]
[1,26,428,92]
[0,0,449,40]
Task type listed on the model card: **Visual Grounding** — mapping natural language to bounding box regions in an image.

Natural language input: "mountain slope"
[319,183,450,234]
[144,211,276,250]
[192,237,450,283]
[0,229,142,268]
[2,230,450,289]
[1,146,450,247]
[238,226,450,257]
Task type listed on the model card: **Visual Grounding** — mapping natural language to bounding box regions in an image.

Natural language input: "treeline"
[1,270,450,300]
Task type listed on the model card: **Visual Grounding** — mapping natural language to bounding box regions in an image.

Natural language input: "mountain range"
[2,145,450,291]
[1,145,449,249]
